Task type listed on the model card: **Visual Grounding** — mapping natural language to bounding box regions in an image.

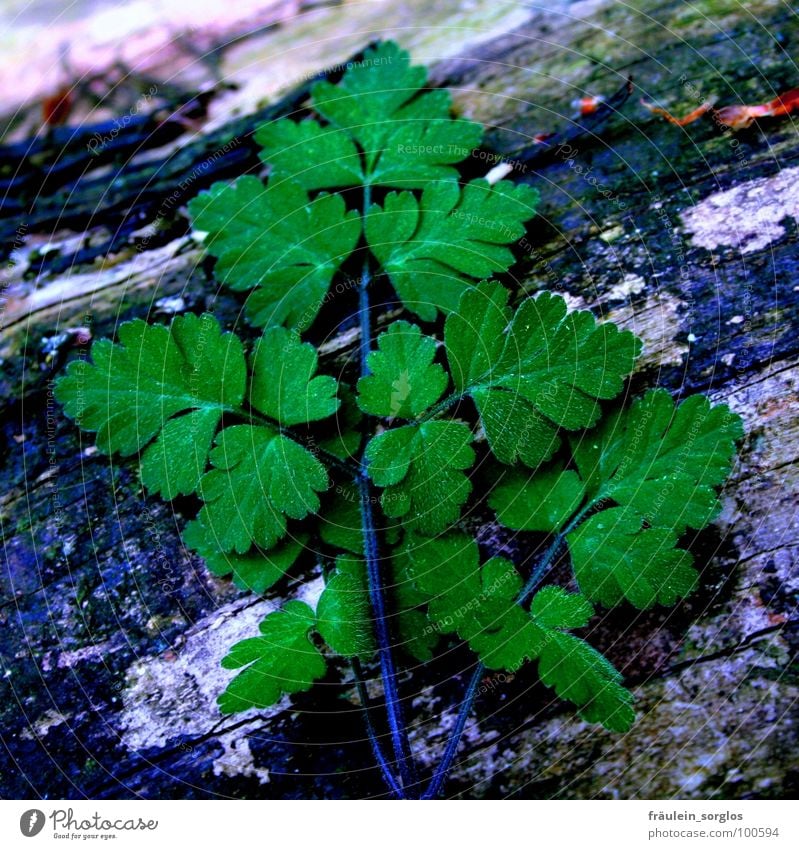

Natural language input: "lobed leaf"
[492,390,741,609]
[188,176,360,330]
[489,466,586,533]
[366,181,538,321]
[357,321,447,419]
[529,586,633,732]
[536,629,635,732]
[257,114,482,191]
[446,282,641,468]
[404,536,634,730]
[256,119,364,191]
[365,421,475,534]
[403,534,536,670]
[572,389,744,533]
[250,326,340,425]
[567,507,697,609]
[219,601,326,713]
[301,41,483,189]
[316,556,375,658]
[55,313,245,498]
[197,426,329,554]
[183,518,306,595]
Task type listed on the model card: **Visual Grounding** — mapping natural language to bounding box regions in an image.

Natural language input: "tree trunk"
[1,0,797,799]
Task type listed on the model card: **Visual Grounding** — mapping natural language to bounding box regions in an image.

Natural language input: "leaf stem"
[422,500,596,798]
[516,502,594,606]
[415,389,464,423]
[352,658,404,799]
[422,661,484,799]
[357,183,418,797]
[357,471,416,794]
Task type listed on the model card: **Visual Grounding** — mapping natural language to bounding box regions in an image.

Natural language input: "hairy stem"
[357,183,417,796]
[422,661,484,799]
[415,389,464,423]
[516,503,593,605]
[357,471,417,793]
[352,658,404,799]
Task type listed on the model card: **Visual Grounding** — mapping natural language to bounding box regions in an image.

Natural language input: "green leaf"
[536,632,635,732]
[397,608,439,662]
[473,389,561,468]
[390,546,440,661]
[139,408,221,500]
[54,313,245,497]
[530,585,593,629]
[298,41,483,189]
[403,536,633,729]
[255,119,364,191]
[257,115,481,191]
[188,176,360,330]
[219,601,326,713]
[445,281,510,393]
[197,426,328,553]
[446,282,641,468]
[357,321,447,418]
[403,534,539,670]
[491,390,741,608]
[366,118,483,189]
[567,507,697,609]
[489,466,585,532]
[183,518,306,595]
[250,326,340,425]
[366,180,538,321]
[316,556,375,658]
[572,389,743,533]
[365,421,475,534]
[528,586,634,731]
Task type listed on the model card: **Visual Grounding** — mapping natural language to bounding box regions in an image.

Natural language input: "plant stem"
[357,471,416,793]
[516,502,594,605]
[357,182,417,796]
[422,661,484,799]
[422,502,595,798]
[415,389,464,423]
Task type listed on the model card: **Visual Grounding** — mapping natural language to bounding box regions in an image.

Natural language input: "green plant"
[55,41,743,799]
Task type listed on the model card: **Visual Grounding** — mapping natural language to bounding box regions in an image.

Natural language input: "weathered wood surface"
[1,0,798,799]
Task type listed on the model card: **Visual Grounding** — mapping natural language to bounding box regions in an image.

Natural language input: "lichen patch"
[681,166,799,254]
